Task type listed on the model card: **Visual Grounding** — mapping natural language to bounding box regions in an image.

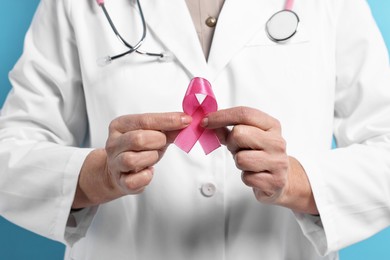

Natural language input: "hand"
[202,107,318,214]
[72,112,191,209]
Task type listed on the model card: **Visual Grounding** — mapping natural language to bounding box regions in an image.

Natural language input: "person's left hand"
[202,106,318,214]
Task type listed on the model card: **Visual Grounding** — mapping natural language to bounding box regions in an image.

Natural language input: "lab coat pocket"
[234,20,316,117]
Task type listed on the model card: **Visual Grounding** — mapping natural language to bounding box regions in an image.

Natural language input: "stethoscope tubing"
[284,0,294,11]
[99,0,163,61]
[97,0,298,64]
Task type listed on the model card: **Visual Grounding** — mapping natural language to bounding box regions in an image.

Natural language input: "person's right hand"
[72,112,192,209]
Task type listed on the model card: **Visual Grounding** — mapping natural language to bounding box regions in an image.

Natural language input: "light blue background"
[0,0,389,259]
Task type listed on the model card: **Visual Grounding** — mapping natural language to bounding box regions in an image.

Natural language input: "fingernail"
[201,117,209,127]
[181,115,192,125]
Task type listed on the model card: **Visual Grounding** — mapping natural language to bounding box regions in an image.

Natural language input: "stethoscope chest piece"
[266,10,299,43]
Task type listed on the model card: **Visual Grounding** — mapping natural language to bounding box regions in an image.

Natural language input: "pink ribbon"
[174,77,221,155]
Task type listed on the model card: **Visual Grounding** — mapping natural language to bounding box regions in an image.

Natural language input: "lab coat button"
[201,183,216,197]
[205,17,217,27]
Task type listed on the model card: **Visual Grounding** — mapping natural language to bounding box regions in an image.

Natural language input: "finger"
[202,106,280,133]
[227,125,286,153]
[241,171,274,193]
[234,150,288,173]
[241,171,286,200]
[213,127,231,146]
[119,167,154,194]
[226,125,264,153]
[108,130,167,155]
[253,187,284,204]
[234,150,269,172]
[115,150,160,173]
[164,130,182,144]
[111,112,192,134]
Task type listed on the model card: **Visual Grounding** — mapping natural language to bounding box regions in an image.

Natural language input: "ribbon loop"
[174,77,221,155]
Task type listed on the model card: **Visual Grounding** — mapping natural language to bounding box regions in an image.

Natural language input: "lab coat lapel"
[141,0,208,78]
[208,0,276,80]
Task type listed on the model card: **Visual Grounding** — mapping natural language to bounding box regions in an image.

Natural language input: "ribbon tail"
[174,127,200,153]
[198,129,221,155]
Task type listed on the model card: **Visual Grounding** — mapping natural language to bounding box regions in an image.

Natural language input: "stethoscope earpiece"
[266,10,300,43]
[97,56,112,67]
[158,51,175,62]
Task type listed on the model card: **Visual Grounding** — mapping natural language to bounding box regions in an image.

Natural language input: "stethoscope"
[96,0,171,66]
[266,0,299,42]
[96,0,299,65]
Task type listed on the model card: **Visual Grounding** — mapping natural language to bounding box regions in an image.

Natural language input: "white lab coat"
[1,0,390,259]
